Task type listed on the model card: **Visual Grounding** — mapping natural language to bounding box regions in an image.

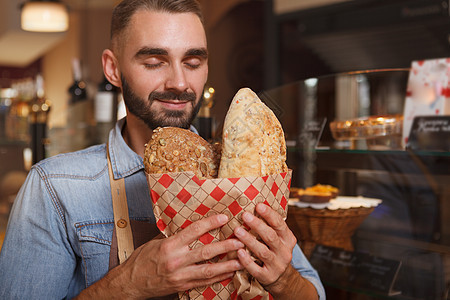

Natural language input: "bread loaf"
[144,127,220,179]
[218,88,288,178]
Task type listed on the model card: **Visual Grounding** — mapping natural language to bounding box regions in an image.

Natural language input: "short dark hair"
[111,0,204,49]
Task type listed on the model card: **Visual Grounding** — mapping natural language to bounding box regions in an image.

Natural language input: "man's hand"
[77,214,244,299]
[234,203,318,300]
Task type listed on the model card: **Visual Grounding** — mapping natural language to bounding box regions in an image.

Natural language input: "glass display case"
[259,69,450,299]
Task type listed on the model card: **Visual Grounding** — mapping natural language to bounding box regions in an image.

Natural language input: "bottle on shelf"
[66,58,92,151]
[194,86,215,141]
[94,76,118,143]
[68,58,88,104]
[29,74,51,164]
[1,88,17,142]
[6,78,33,143]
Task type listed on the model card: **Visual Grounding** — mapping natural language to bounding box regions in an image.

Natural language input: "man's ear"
[102,49,122,88]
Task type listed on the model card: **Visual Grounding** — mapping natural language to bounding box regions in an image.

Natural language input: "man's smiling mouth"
[156,99,190,109]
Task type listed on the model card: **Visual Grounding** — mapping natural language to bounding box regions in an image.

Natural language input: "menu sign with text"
[309,245,402,296]
[298,117,327,148]
[406,116,450,151]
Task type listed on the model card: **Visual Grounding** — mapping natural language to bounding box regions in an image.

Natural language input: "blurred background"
[1,1,450,298]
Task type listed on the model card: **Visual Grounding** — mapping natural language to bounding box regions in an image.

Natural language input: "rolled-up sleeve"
[292,244,326,299]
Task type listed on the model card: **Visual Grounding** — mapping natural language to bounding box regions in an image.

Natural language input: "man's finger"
[174,214,229,247]
[168,258,243,292]
[180,272,237,292]
[255,204,297,248]
[189,238,245,264]
[239,210,283,254]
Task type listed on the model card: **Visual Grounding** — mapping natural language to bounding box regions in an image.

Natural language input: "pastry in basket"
[295,184,339,203]
[219,87,288,178]
[144,127,220,179]
[289,187,303,198]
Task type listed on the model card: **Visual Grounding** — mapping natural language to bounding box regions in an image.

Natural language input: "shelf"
[0,139,28,147]
[316,148,450,157]
[287,146,450,157]
[355,230,450,254]
[287,148,450,176]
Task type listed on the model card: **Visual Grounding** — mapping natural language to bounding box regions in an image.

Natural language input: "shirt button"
[117,219,127,228]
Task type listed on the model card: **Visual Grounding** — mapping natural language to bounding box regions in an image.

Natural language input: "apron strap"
[107,144,134,264]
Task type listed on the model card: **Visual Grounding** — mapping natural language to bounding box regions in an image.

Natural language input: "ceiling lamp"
[21,0,69,32]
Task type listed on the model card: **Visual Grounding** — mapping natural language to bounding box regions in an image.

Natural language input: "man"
[0,0,325,299]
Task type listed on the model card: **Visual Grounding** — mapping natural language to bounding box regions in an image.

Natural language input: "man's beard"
[121,75,203,129]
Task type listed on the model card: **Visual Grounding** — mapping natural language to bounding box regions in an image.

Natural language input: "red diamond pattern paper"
[244,184,259,200]
[156,219,167,232]
[228,177,240,184]
[270,182,279,197]
[191,175,206,186]
[211,186,226,201]
[163,205,177,219]
[228,201,243,216]
[280,196,288,210]
[177,188,192,204]
[151,190,160,204]
[199,232,215,245]
[158,173,175,188]
[221,277,232,287]
[147,170,292,300]
[203,287,217,299]
[181,219,193,229]
[195,203,210,216]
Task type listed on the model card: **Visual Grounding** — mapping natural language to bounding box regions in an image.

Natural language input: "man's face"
[117,10,208,129]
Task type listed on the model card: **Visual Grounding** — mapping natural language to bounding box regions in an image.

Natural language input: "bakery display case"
[259,69,450,299]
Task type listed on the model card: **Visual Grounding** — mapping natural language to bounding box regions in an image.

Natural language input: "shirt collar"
[107,118,144,179]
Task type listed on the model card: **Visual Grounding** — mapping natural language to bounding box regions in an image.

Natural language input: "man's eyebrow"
[185,48,208,59]
[135,47,168,58]
[134,47,208,59]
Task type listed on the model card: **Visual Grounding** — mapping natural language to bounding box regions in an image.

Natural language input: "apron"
[106,145,178,300]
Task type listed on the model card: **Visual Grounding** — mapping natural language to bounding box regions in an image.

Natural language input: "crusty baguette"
[218,88,288,178]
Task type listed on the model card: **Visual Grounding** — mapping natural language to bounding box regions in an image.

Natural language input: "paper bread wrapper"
[147,170,292,300]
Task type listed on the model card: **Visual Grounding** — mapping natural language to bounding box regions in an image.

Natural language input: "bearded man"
[0,1,324,299]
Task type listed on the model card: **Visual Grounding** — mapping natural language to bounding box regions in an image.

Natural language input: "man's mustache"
[149,91,196,102]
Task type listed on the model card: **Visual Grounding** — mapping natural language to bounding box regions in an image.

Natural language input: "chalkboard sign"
[406,116,450,151]
[298,118,327,148]
[309,245,402,296]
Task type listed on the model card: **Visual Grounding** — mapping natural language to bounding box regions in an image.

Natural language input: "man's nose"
[165,64,188,91]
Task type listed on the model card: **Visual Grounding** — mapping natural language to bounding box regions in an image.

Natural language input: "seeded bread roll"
[144,127,220,179]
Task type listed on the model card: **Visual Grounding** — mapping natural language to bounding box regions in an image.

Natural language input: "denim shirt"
[0,119,325,299]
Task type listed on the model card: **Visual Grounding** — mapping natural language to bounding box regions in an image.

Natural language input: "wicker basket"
[287,206,375,258]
